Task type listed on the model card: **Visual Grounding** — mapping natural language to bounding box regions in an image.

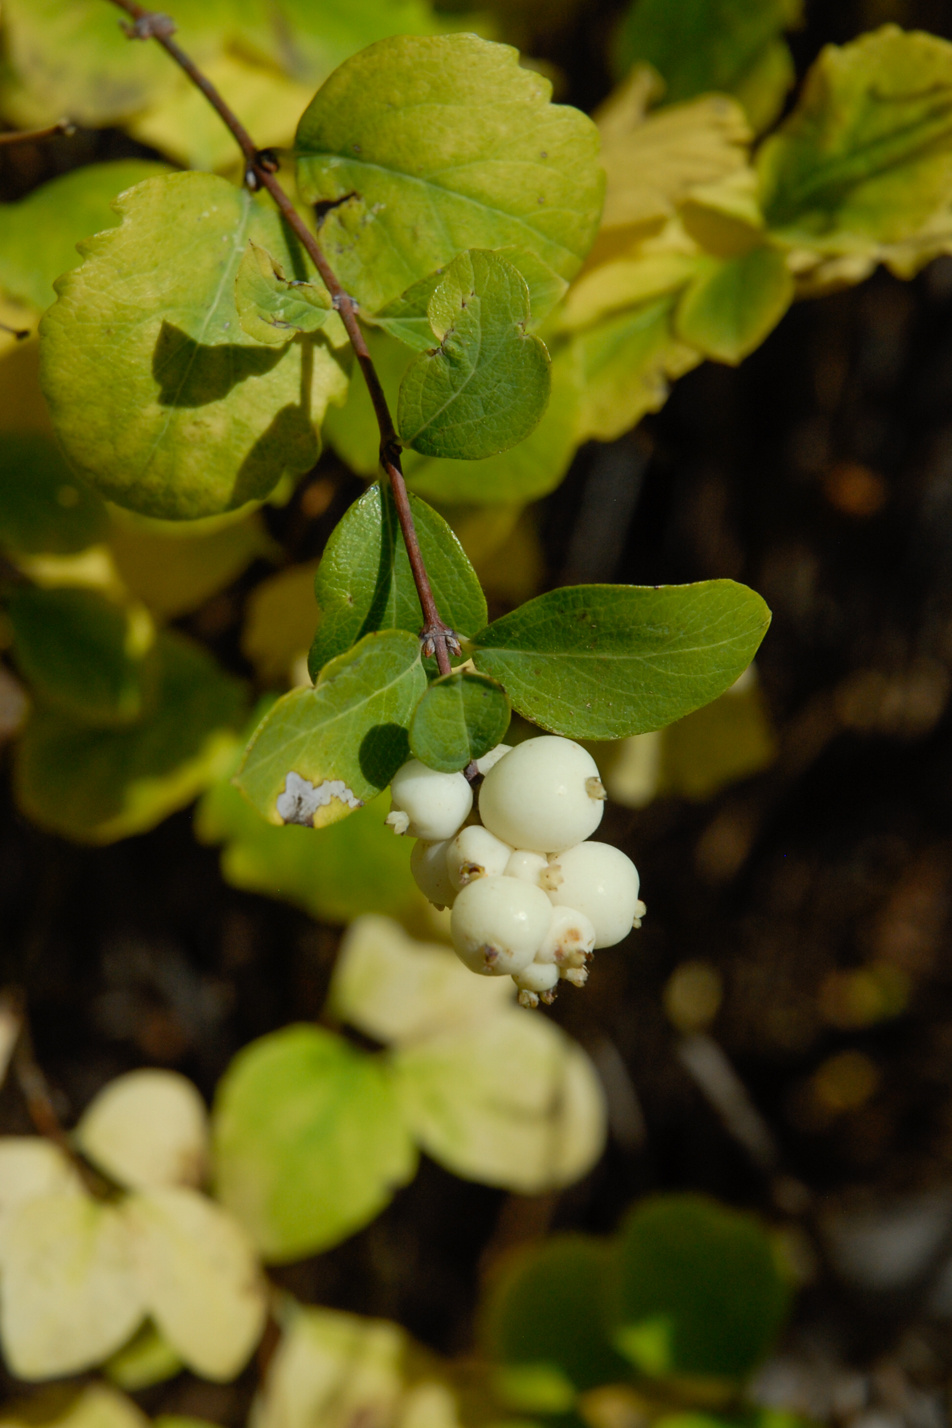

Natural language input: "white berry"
[547,841,641,949]
[450,875,553,977]
[504,848,549,886]
[446,824,512,890]
[536,904,596,968]
[478,736,606,853]
[410,839,456,909]
[475,743,512,776]
[386,759,473,840]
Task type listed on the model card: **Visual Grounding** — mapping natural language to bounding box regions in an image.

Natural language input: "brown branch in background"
[4,991,100,1190]
[106,0,460,678]
[0,118,76,148]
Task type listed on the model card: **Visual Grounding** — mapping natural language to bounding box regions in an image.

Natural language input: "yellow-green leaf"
[673,245,793,363]
[76,1070,209,1191]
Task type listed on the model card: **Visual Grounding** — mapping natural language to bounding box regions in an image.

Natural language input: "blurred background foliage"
[5,1,952,1427]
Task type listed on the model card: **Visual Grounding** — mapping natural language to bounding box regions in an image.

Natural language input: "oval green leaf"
[409,671,510,773]
[236,629,425,827]
[470,581,771,739]
[39,172,349,519]
[607,1194,790,1379]
[308,483,486,676]
[212,1024,417,1262]
[295,34,604,315]
[398,251,551,460]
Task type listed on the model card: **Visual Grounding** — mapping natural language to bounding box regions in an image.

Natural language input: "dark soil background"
[4,2,952,1424]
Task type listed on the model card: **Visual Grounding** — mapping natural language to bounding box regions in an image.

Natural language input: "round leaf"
[397,251,551,460]
[7,586,155,728]
[0,1139,84,1228]
[409,671,510,773]
[213,1025,417,1262]
[0,1194,143,1379]
[39,172,349,520]
[235,242,332,346]
[123,1187,266,1382]
[295,34,603,315]
[76,1070,209,1191]
[608,1195,790,1379]
[391,1009,606,1194]
[481,1235,630,1397]
[674,246,793,364]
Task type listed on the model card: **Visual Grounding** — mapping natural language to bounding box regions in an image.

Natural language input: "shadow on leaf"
[359,722,410,789]
[152,320,284,407]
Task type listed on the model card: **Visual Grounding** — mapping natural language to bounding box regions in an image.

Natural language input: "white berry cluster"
[385,736,646,1008]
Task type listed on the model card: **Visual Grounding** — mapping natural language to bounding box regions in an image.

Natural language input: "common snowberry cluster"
[386,736,646,1007]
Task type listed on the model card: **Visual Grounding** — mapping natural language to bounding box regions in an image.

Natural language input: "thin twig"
[0,319,30,340]
[7,993,101,1191]
[0,118,76,148]
[106,0,459,676]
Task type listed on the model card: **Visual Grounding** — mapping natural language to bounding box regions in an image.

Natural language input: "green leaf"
[109,510,276,620]
[195,767,423,926]
[6,586,154,727]
[235,242,332,346]
[237,0,441,88]
[236,630,426,827]
[758,26,952,252]
[673,245,793,364]
[39,172,349,520]
[0,161,169,313]
[470,581,771,739]
[212,1024,417,1261]
[104,1321,184,1392]
[295,34,604,315]
[0,434,107,556]
[0,0,223,128]
[481,1236,630,1398]
[13,630,246,844]
[397,251,551,460]
[409,671,510,772]
[405,344,580,505]
[607,1195,790,1380]
[308,483,486,675]
[614,0,801,130]
[390,1009,606,1193]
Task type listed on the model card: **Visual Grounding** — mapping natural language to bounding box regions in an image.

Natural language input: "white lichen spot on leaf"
[276,771,362,826]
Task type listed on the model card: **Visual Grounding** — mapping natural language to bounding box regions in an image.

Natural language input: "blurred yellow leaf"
[76,1070,209,1191]
[241,562,321,686]
[0,1138,84,1226]
[0,1385,147,1428]
[0,1193,144,1379]
[109,511,276,619]
[123,1187,267,1382]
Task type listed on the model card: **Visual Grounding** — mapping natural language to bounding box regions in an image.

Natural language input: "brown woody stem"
[107,0,458,676]
[0,118,76,147]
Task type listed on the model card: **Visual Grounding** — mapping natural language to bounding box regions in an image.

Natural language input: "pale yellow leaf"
[123,1186,267,1382]
[241,562,321,686]
[328,916,515,1048]
[597,85,751,244]
[391,1008,607,1193]
[76,1070,209,1190]
[0,1193,143,1379]
[0,1138,84,1226]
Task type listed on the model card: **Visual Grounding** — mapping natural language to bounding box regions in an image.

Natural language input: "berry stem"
[106,0,457,675]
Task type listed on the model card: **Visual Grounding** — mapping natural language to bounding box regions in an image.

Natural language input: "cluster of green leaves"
[482,1193,794,1422]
